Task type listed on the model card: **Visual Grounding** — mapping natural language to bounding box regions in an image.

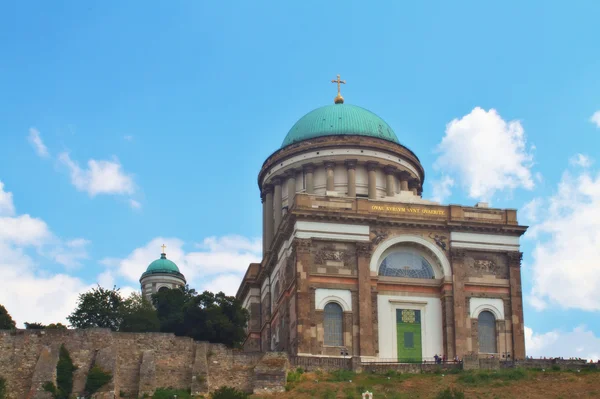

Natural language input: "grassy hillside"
[252,367,600,399]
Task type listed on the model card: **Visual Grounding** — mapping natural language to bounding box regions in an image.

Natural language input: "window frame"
[323,301,344,347]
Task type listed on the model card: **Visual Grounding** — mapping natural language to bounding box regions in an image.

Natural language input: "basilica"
[236,77,527,361]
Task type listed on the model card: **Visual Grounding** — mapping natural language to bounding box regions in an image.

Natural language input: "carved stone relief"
[314,245,353,265]
[428,232,448,251]
[473,259,498,274]
[371,229,388,245]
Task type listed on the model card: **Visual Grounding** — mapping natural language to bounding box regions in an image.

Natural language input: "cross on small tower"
[161,244,167,254]
[331,74,346,104]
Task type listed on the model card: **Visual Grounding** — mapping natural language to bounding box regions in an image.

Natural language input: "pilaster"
[356,242,375,356]
[508,251,525,359]
[294,238,313,354]
[450,248,468,358]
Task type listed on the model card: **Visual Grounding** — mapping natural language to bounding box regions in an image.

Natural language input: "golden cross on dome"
[161,244,167,254]
[331,74,346,104]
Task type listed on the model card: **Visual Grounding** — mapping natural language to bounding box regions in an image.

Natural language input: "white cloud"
[0,182,96,326]
[0,214,51,245]
[59,152,135,197]
[104,235,262,292]
[50,238,91,268]
[0,181,16,216]
[199,274,246,296]
[570,153,593,168]
[124,135,133,142]
[590,111,600,128]
[129,199,141,209]
[434,107,534,201]
[526,326,600,361]
[521,198,543,223]
[526,164,600,311]
[430,175,454,203]
[28,128,49,158]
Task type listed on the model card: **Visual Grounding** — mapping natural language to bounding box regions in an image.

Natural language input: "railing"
[361,357,462,364]
[290,356,353,370]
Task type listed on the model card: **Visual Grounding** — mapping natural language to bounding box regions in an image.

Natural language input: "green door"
[396,309,422,362]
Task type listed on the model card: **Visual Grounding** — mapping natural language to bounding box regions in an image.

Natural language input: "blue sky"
[1,1,600,359]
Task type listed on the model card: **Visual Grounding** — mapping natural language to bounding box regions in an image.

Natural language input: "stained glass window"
[379,251,435,279]
[478,311,497,354]
[324,302,343,346]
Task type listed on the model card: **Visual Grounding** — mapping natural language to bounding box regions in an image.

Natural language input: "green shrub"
[0,376,7,399]
[84,365,112,396]
[551,365,561,371]
[210,386,249,399]
[435,387,465,399]
[152,388,192,399]
[43,345,77,399]
[328,369,355,382]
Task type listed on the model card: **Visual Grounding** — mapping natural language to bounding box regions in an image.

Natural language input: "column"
[286,169,296,209]
[366,161,378,200]
[345,160,357,197]
[408,179,420,196]
[399,172,410,192]
[324,161,336,192]
[508,252,525,360]
[303,163,314,194]
[273,177,283,234]
[261,193,267,254]
[264,185,274,251]
[357,242,375,356]
[384,166,396,197]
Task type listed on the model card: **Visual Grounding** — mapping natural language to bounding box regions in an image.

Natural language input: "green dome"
[281,104,399,148]
[143,253,181,276]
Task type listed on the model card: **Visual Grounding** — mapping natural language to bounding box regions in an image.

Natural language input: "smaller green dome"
[143,253,181,275]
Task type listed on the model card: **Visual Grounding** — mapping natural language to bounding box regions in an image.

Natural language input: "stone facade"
[238,193,528,362]
[0,329,287,399]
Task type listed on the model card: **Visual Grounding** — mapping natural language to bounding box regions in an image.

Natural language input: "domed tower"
[140,245,186,301]
[237,76,527,363]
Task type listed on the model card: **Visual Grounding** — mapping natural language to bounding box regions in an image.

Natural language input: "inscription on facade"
[370,205,446,216]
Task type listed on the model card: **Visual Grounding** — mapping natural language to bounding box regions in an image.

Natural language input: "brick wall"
[0,329,286,399]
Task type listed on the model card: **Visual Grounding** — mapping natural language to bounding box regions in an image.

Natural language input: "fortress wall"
[0,329,285,399]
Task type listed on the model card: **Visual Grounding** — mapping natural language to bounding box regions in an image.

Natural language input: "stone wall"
[0,329,287,399]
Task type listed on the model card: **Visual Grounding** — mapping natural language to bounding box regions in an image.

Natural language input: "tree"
[67,286,123,330]
[152,286,196,336]
[0,304,16,330]
[119,293,160,332]
[24,322,46,329]
[46,323,68,330]
[185,291,249,347]
[152,287,248,347]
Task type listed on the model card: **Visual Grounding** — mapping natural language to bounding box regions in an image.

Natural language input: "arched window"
[323,302,343,346]
[478,311,497,353]
[158,286,169,292]
[378,251,435,279]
